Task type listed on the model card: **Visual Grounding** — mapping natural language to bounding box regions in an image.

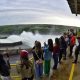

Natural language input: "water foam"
[20,31,60,47]
[0,31,60,48]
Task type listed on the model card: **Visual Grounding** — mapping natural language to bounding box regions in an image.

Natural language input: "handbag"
[35,50,43,64]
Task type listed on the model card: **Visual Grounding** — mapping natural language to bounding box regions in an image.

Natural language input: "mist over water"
[20,31,60,47]
[1,31,61,63]
[0,31,61,48]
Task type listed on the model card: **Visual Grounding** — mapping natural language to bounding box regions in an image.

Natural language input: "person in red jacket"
[69,33,76,57]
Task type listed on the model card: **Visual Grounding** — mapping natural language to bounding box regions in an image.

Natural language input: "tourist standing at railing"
[43,39,53,76]
[53,38,60,70]
[0,54,11,80]
[59,36,67,63]
[4,48,11,69]
[69,33,76,57]
[32,41,43,80]
[16,50,34,80]
[73,37,80,63]
[63,32,69,45]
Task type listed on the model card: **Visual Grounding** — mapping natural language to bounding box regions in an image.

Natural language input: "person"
[0,54,11,80]
[3,48,11,69]
[69,33,76,57]
[43,39,53,76]
[70,28,75,36]
[59,36,67,63]
[73,37,80,63]
[6,53,10,69]
[53,38,60,70]
[16,50,34,80]
[32,41,43,80]
[30,40,37,53]
[63,32,69,46]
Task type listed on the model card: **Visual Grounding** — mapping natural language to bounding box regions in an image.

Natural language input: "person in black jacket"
[0,54,11,80]
[59,36,67,63]
[32,41,43,80]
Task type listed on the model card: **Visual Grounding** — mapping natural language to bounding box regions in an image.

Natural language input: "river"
[1,31,61,63]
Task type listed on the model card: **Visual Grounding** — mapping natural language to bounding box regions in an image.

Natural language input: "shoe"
[45,74,49,77]
[53,67,57,70]
[72,61,77,64]
[40,75,43,78]
[63,57,66,60]
[59,61,62,64]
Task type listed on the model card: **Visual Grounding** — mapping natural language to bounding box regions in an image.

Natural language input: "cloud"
[0,0,70,12]
[0,0,80,27]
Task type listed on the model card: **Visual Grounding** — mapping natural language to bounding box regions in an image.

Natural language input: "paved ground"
[50,58,72,80]
[10,57,72,80]
[73,56,80,80]
[6,47,80,80]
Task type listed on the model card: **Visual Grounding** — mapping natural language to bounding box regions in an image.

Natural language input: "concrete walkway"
[73,56,80,80]
[10,46,80,80]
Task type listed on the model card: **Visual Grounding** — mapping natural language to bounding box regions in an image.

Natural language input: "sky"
[0,0,80,27]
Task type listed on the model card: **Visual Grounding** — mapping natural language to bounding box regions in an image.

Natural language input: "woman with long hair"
[32,41,43,80]
[43,39,53,76]
[53,38,60,70]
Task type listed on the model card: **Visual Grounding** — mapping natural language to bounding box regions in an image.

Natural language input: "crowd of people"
[0,28,80,80]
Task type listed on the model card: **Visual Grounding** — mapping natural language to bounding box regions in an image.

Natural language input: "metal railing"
[10,58,33,80]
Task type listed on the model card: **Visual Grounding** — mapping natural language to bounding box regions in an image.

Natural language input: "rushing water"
[0,31,61,48]
[20,31,61,47]
[1,31,61,63]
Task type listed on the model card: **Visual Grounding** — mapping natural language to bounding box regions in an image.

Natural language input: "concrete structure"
[67,0,80,16]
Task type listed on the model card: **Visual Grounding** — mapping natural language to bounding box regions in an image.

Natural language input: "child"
[32,41,43,80]
[16,50,34,80]
[43,39,53,76]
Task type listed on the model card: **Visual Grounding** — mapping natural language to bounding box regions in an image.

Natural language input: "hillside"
[0,24,79,35]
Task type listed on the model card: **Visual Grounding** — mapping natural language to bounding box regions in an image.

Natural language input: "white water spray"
[0,31,60,48]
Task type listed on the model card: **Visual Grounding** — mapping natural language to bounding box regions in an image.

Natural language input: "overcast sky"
[0,0,80,27]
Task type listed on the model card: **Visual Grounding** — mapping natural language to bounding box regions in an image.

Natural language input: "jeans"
[53,53,59,69]
[59,48,66,62]
[35,62,43,80]
[70,45,74,57]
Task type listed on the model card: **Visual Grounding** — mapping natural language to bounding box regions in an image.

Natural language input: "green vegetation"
[0,24,79,35]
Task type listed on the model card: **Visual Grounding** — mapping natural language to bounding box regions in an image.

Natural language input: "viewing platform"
[0,46,80,80]
[9,56,80,80]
